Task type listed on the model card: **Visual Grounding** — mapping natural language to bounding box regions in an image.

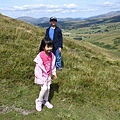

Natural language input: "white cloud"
[62,3,78,9]
[87,0,120,14]
[0,1,120,18]
[1,3,78,11]
[103,2,111,5]
[100,1,120,9]
[0,3,80,17]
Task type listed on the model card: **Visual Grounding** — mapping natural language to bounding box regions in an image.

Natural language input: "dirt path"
[0,105,35,115]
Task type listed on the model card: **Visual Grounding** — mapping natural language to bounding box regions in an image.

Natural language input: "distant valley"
[17,10,120,57]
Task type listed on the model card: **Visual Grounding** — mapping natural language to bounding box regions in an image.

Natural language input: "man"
[45,16,63,70]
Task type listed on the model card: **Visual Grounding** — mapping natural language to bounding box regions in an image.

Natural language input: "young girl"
[34,37,57,112]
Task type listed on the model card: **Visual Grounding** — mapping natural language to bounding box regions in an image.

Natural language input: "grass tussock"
[0,14,120,120]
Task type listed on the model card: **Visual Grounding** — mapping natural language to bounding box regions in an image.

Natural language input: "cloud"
[0,3,96,15]
[0,3,79,17]
[103,2,112,6]
[0,2,120,18]
[62,3,78,9]
[1,3,78,11]
[95,1,120,10]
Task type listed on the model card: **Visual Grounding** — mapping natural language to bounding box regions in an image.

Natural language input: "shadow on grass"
[62,60,64,68]
[49,83,59,102]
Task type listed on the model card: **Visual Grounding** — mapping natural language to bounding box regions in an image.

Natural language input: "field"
[0,14,120,120]
[63,22,120,58]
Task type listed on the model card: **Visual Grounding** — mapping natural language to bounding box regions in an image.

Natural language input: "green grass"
[0,14,120,120]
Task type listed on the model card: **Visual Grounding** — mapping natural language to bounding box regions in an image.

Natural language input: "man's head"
[49,16,57,27]
[49,16,57,22]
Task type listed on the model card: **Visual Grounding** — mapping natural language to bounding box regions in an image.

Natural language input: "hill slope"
[0,14,120,120]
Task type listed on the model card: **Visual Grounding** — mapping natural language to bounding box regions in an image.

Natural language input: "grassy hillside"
[0,14,120,120]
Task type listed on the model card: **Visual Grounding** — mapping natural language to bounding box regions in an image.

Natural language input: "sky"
[0,0,120,18]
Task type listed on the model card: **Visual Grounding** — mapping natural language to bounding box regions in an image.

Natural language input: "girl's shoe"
[44,101,53,109]
[35,99,42,111]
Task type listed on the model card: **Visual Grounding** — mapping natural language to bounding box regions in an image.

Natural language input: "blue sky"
[0,0,120,18]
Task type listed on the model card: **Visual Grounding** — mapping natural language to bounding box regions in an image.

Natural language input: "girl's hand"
[53,75,57,79]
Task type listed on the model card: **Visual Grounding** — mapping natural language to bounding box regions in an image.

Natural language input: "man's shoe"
[57,68,62,71]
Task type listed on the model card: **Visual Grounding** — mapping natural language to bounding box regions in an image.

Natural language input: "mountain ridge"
[17,10,120,24]
[16,11,120,30]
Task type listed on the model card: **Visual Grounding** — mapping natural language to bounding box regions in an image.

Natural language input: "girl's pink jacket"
[34,52,56,85]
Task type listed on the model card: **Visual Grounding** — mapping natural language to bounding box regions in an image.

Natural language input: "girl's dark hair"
[39,37,54,52]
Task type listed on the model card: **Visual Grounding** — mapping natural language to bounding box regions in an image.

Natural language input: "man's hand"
[59,47,62,53]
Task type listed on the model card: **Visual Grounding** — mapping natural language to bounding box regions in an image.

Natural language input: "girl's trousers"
[38,81,51,102]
